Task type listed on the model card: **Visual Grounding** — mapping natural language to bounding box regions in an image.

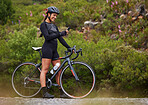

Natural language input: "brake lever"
[79,48,82,56]
[81,51,83,56]
[73,45,76,54]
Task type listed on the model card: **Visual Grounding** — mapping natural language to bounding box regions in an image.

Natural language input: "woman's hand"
[60,27,70,36]
[66,29,69,34]
[66,27,70,34]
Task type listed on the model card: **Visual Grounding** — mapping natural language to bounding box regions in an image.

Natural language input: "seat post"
[38,50,42,62]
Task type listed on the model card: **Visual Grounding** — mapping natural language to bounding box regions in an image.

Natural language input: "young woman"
[40,6,71,98]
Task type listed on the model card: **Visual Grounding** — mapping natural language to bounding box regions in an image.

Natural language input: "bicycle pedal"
[52,83,59,87]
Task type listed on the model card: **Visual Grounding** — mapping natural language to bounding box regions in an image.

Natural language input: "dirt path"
[0,97,148,105]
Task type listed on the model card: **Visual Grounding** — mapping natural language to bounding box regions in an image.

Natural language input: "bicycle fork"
[67,58,79,81]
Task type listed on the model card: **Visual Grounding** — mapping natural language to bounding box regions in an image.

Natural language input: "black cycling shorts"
[42,46,59,61]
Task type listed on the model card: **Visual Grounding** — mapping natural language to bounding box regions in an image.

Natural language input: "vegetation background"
[0,0,147,97]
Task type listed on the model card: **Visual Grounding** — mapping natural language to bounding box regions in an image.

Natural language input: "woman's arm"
[40,22,60,41]
[58,36,70,48]
[56,26,71,48]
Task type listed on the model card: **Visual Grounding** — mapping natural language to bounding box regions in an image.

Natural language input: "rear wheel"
[12,63,41,97]
[60,61,95,98]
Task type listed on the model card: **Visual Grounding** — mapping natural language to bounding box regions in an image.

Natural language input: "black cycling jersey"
[40,21,70,60]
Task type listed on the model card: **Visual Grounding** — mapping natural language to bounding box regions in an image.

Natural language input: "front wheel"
[60,61,95,98]
[12,62,41,97]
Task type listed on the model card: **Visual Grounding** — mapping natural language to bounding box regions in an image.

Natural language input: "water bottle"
[50,63,60,74]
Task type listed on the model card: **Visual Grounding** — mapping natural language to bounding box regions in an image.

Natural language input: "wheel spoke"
[60,62,95,98]
[12,63,41,97]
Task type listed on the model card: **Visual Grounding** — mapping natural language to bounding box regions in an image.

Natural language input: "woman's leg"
[40,58,54,98]
[52,60,68,98]
[51,59,61,86]
[40,58,51,87]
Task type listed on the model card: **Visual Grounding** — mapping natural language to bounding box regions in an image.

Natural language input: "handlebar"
[59,45,82,60]
[72,48,82,60]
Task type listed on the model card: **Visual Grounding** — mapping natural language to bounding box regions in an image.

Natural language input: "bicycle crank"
[46,78,52,89]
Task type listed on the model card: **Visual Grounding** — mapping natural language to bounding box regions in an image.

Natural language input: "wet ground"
[0,97,148,105]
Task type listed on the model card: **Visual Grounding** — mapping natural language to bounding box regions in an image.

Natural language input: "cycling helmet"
[45,6,60,14]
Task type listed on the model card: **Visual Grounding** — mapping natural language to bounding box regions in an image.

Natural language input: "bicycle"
[12,46,95,98]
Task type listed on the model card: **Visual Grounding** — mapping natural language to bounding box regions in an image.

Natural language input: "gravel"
[0,97,148,105]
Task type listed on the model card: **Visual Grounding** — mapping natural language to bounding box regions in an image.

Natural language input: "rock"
[128,11,133,16]
[120,14,126,19]
[84,20,99,29]
[110,34,117,40]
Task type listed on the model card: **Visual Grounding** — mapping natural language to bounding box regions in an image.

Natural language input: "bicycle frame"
[28,50,80,86]
[50,57,79,81]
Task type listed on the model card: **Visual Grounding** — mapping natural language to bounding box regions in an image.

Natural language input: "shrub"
[5,25,43,73]
[12,0,32,5]
[57,31,148,92]
[110,46,148,90]
[0,0,15,24]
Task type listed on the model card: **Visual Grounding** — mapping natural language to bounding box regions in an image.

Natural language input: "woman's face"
[49,13,58,22]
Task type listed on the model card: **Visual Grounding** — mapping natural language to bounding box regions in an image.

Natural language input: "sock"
[42,87,47,94]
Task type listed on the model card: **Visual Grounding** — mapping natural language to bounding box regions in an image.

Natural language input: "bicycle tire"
[60,61,95,98]
[12,62,42,97]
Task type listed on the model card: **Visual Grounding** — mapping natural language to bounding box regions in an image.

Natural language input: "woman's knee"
[41,67,49,74]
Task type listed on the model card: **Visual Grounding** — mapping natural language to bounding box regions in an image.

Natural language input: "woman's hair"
[40,14,48,37]
[44,14,48,21]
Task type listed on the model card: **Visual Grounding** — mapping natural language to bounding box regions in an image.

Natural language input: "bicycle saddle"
[32,47,42,51]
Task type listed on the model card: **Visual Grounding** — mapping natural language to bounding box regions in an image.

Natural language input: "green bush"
[110,46,148,90]
[12,0,32,5]
[5,25,43,73]
[0,0,15,24]
[57,31,148,92]
[1,25,148,95]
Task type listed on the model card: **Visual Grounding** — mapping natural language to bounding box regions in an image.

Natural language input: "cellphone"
[67,27,70,31]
